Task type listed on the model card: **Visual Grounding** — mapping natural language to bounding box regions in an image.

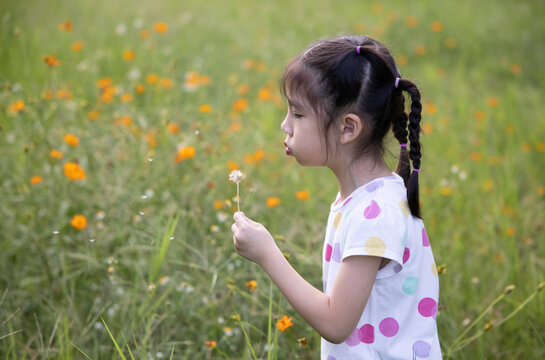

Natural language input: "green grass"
[1,0,544,358]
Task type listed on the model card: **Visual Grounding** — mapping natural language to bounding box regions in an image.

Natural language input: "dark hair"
[281,35,423,218]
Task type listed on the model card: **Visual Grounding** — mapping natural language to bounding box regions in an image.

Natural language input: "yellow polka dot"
[431,262,438,276]
[399,200,410,217]
[364,236,386,256]
[333,212,343,228]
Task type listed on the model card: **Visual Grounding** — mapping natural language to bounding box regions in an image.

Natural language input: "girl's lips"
[283,141,292,155]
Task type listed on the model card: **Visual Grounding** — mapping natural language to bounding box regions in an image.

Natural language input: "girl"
[231,35,441,359]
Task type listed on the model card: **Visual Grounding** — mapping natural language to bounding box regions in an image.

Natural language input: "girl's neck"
[329,157,392,202]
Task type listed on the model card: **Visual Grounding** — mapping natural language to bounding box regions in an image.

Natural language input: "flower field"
[1,0,544,358]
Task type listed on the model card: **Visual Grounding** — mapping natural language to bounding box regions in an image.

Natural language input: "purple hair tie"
[356,46,361,54]
[395,77,401,88]
[400,143,407,148]
[413,168,420,173]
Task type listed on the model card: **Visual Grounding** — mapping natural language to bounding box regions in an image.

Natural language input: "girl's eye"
[293,113,303,119]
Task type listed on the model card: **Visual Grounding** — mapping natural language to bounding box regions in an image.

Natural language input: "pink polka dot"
[364,200,381,219]
[422,227,430,247]
[342,197,353,207]
[345,327,360,346]
[325,244,332,262]
[379,317,399,337]
[403,247,410,264]
[358,324,374,344]
[418,297,437,317]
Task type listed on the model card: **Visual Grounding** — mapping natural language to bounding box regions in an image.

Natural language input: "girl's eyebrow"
[288,99,305,110]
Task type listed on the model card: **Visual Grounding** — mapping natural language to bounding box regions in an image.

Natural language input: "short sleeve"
[341,199,406,278]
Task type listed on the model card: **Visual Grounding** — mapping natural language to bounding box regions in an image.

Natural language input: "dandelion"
[229,170,245,212]
[30,175,43,185]
[70,214,87,230]
[266,197,281,208]
[538,186,545,196]
[159,276,170,286]
[214,200,223,210]
[223,327,233,336]
[276,315,293,332]
[148,282,156,292]
[245,280,257,293]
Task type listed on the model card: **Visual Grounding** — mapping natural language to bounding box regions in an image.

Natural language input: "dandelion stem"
[237,183,240,212]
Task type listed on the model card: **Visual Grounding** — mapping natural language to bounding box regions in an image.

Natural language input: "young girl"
[231,35,441,359]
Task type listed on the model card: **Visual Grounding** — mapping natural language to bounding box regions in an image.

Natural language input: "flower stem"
[237,183,240,212]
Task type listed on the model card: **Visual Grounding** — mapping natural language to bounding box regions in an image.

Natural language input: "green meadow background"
[1,0,544,358]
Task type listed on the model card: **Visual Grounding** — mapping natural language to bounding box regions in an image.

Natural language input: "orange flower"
[136,84,145,94]
[58,20,73,32]
[64,162,86,181]
[440,186,452,196]
[121,93,133,103]
[56,89,73,99]
[487,97,499,107]
[444,37,457,49]
[146,74,159,84]
[43,54,61,67]
[245,280,257,293]
[50,149,63,159]
[276,315,293,332]
[244,149,264,164]
[406,16,418,27]
[159,78,174,87]
[199,104,212,113]
[153,22,168,33]
[100,86,116,103]
[474,111,485,121]
[87,110,99,120]
[167,122,180,134]
[227,161,239,171]
[96,78,112,89]
[537,186,545,196]
[44,90,53,99]
[295,190,309,201]
[140,30,150,39]
[64,133,79,147]
[258,89,271,101]
[535,142,545,152]
[175,146,195,163]
[415,45,426,56]
[431,21,443,32]
[243,59,255,70]
[425,104,437,115]
[8,100,25,113]
[233,98,249,112]
[510,64,521,75]
[421,123,433,134]
[123,50,135,61]
[469,152,482,162]
[30,176,43,185]
[505,228,515,237]
[521,142,531,153]
[396,55,408,66]
[72,41,84,51]
[483,179,494,191]
[146,131,157,148]
[237,83,250,95]
[70,215,87,230]
[266,197,281,208]
[213,200,223,210]
[204,340,217,349]
[199,75,211,85]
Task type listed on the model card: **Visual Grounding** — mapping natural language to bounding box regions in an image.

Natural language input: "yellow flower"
[8,100,25,113]
[276,315,293,332]
[266,197,281,208]
[440,186,452,196]
[50,149,63,159]
[63,133,79,147]
[295,190,309,201]
[72,41,84,52]
[175,146,195,163]
[70,215,87,230]
[245,280,257,293]
[64,162,86,181]
[30,176,43,185]
[483,179,494,191]
[153,22,168,33]
[199,104,212,113]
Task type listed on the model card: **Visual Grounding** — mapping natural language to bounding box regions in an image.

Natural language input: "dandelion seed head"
[89,238,95,243]
[115,23,127,35]
[53,230,59,235]
[228,170,245,184]
[169,236,174,240]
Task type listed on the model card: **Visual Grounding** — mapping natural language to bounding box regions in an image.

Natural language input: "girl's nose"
[281,117,291,135]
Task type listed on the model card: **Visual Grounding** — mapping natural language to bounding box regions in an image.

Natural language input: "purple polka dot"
[332,242,342,262]
[327,357,337,360]
[325,244,332,262]
[358,324,374,344]
[394,264,403,273]
[364,200,381,219]
[422,227,430,247]
[365,180,384,192]
[379,317,399,337]
[403,247,410,264]
[345,328,360,346]
[418,298,437,317]
[413,340,431,358]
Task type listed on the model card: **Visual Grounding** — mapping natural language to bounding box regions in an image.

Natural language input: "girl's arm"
[231,212,381,344]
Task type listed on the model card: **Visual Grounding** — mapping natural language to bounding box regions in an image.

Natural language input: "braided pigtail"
[397,79,422,218]
[391,92,410,185]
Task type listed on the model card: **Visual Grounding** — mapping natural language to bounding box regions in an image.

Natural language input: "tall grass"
[1,0,544,358]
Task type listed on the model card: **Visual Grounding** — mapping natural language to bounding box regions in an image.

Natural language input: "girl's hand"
[231,212,279,265]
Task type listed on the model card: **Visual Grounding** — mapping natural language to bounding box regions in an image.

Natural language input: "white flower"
[229,170,245,184]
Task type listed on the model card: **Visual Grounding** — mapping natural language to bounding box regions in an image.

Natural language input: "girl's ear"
[339,113,364,145]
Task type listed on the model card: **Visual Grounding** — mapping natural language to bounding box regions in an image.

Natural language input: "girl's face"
[281,98,331,166]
